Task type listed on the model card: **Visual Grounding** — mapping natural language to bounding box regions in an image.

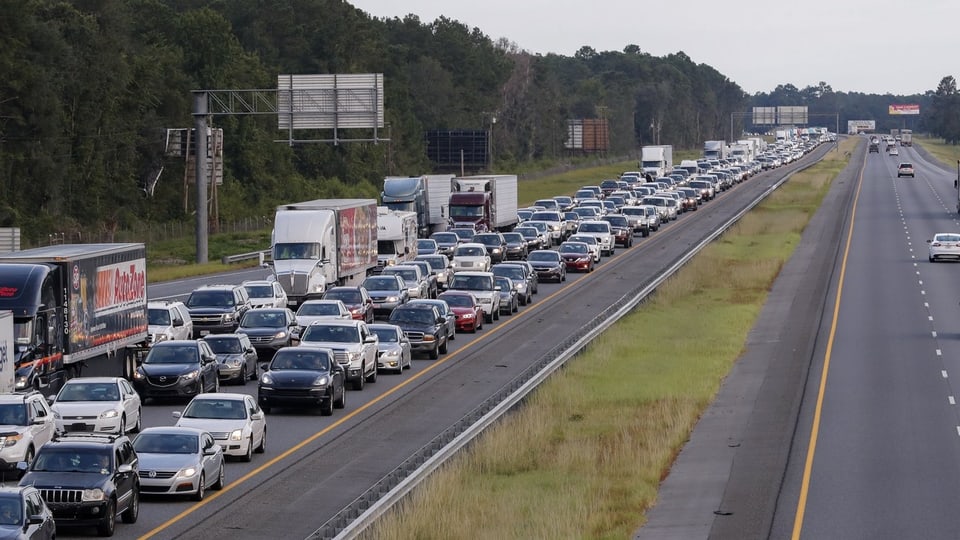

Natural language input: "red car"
[558,241,595,273]
[321,286,375,323]
[437,291,484,333]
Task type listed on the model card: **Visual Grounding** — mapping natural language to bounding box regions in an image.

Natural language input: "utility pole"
[193,91,209,264]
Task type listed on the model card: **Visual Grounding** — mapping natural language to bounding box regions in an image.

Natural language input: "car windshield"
[439,294,472,308]
[204,337,243,354]
[935,234,960,242]
[241,311,286,328]
[301,325,360,343]
[390,309,437,325]
[431,233,458,244]
[145,344,198,364]
[0,496,21,525]
[528,252,559,262]
[417,239,435,249]
[370,327,399,342]
[0,404,26,426]
[148,308,171,326]
[134,433,199,455]
[569,236,597,245]
[298,303,341,316]
[182,399,248,420]
[387,269,418,282]
[493,267,524,280]
[495,277,512,290]
[451,229,475,241]
[560,244,588,254]
[186,290,234,308]
[605,217,628,227]
[449,276,492,290]
[502,233,523,243]
[475,235,500,246]
[579,223,608,233]
[32,449,112,474]
[244,284,273,298]
[419,257,446,271]
[455,246,485,257]
[515,228,537,239]
[57,382,119,402]
[270,350,331,371]
[363,277,400,291]
[324,290,361,304]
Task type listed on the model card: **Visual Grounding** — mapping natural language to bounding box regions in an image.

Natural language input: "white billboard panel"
[277,74,385,130]
[847,120,876,134]
[752,107,776,125]
[777,106,808,125]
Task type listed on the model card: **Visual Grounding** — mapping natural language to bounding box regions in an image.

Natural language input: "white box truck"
[375,206,418,272]
[640,145,673,178]
[703,140,727,161]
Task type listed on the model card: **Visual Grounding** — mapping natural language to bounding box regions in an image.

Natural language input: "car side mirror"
[251,412,265,421]
[926,239,932,244]
[28,515,44,525]
[172,411,182,419]
[173,319,183,327]
[204,444,222,456]
[437,317,445,324]
[117,464,133,474]
[247,347,256,354]
[364,336,377,344]
[46,396,55,405]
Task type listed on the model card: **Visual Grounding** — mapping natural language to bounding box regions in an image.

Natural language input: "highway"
[55,145,832,539]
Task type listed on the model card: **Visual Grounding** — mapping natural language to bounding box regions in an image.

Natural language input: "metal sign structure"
[277,74,385,144]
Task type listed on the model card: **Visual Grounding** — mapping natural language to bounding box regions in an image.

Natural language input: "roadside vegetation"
[362,137,858,540]
[915,136,960,168]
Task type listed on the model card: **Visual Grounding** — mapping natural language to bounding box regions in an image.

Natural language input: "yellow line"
[139,284,572,539]
[791,154,866,539]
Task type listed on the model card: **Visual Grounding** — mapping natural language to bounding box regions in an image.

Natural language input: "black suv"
[387,304,450,360]
[132,340,221,400]
[185,284,252,338]
[20,433,139,536]
[473,233,508,264]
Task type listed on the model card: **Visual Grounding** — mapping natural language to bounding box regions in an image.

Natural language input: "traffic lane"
[147,266,272,301]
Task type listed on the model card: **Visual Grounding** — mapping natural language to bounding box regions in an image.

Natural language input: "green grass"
[362,137,858,540]
[916,136,960,169]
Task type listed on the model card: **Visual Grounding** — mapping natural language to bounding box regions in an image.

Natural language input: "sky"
[348,0,957,96]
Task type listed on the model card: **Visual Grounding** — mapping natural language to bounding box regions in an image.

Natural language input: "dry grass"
[363,138,858,539]
[915,136,960,169]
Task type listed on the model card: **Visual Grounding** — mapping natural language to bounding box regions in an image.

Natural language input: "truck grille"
[192,314,223,324]
[404,331,425,341]
[209,431,231,439]
[277,272,308,295]
[40,489,83,504]
[332,351,349,365]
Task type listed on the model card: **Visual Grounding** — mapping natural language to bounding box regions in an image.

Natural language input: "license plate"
[200,330,210,336]
[71,423,88,431]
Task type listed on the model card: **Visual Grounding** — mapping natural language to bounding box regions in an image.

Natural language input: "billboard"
[847,120,876,134]
[277,74,385,130]
[777,106,808,125]
[565,119,609,152]
[889,104,920,115]
[752,107,776,126]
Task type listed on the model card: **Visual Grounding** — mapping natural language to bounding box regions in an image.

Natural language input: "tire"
[334,385,346,409]
[352,370,365,391]
[930,256,935,262]
[119,415,127,436]
[485,313,493,324]
[121,488,139,523]
[211,463,225,490]
[239,366,247,385]
[132,410,141,433]
[193,473,206,501]
[493,309,500,321]
[320,395,333,416]
[439,337,448,354]
[212,375,220,393]
[366,364,378,383]
[429,343,439,360]
[256,428,266,453]
[97,499,116,536]
[261,404,271,414]
[240,436,253,462]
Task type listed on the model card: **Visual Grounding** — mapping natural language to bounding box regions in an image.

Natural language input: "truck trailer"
[0,311,14,393]
[380,174,454,237]
[375,206,418,272]
[703,140,727,161]
[448,175,518,232]
[0,243,148,393]
[640,145,674,178]
[271,199,377,307]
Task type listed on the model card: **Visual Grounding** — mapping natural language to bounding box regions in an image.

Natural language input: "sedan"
[133,427,225,501]
[416,238,439,256]
[174,393,267,462]
[368,323,413,373]
[321,286,375,323]
[295,299,352,326]
[567,234,601,263]
[527,250,566,283]
[203,333,260,385]
[501,232,529,261]
[257,347,346,415]
[494,276,519,315]
[361,275,410,319]
[50,377,142,435]
[928,233,960,262]
[437,291,484,333]
[429,232,461,257]
[558,241,595,273]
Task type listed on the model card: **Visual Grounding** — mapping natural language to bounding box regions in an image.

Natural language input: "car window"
[58,382,120,402]
[183,398,248,420]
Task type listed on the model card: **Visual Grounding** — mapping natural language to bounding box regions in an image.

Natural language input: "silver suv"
[0,392,55,475]
[298,320,379,390]
[147,301,194,346]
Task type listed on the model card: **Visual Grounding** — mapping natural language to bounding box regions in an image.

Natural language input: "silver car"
[133,426,225,500]
[368,323,412,373]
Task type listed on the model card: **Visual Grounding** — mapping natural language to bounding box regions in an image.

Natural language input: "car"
[473,232,508,264]
[889,146,899,156]
[416,238,439,256]
[361,275,409,319]
[298,319,379,390]
[528,212,564,245]
[499,232,528,261]
[203,333,260,385]
[21,433,140,536]
[642,196,677,223]
[532,198,560,212]
[257,347,346,415]
[579,219,617,254]
[381,264,429,300]
[321,286,375,323]
[408,299,457,342]
[527,250,567,283]
[491,263,535,305]
[51,377,142,436]
[387,304,450,359]
[897,163,915,177]
[927,233,960,262]
[415,254,454,291]
[601,214,633,248]
[675,187,701,212]
[236,307,300,363]
[132,340,221,401]
[620,206,650,236]
[558,241,595,273]
[173,393,266,462]
[437,291,483,333]
[514,226,546,251]
[185,284,253,338]
[429,232,460,257]
[446,271,501,323]
[567,234,601,263]
[0,392,56,477]
[295,299,352,326]
[146,300,194,346]
[552,196,575,212]
[406,260,440,300]
[0,485,55,539]
[494,276,519,315]
[241,280,288,309]
[561,211,581,239]
[368,323,412,373]
[132,426,224,500]
[449,227,476,244]
[451,243,491,273]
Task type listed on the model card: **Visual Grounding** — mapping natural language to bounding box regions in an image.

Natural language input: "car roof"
[453,271,494,277]
[307,319,362,327]
[191,392,248,401]
[137,426,207,436]
[63,377,124,384]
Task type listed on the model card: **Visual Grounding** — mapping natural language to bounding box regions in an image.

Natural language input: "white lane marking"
[937,349,943,356]
[933,330,937,337]
[950,396,956,405]
[943,370,949,379]
[925,302,930,308]
[956,426,960,437]
[929,316,934,321]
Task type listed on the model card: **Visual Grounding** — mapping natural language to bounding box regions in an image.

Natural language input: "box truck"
[270,199,378,307]
[703,140,727,161]
[448,175,518,232]
[375,206,418,272]
[0,243,148,393]
[640,145,674,178]
[380,174,454,237]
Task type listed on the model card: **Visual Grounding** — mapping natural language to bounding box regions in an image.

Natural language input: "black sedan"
[257,347,345,415]
[527,250,566,283]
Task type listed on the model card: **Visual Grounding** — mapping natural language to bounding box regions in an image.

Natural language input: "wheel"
[439,337,448,354]
[250,361,259,381]
[429,343,440,360]
[212,375,220,393]
[642,229,650,237]
[240,436,253,462]
[121,487,139,523]
[193,473,206,501]
[239,366,247,385]
[334,385,346,409]
[493,309,500,321]
[97,499,116,536]
[929,256,935,262]
[211,463,225,490]
[320,395,334,416]
[132,410,141,433]
[366,364,378,383]
[261,404,271,414]
[485,313,493,324]
[256,428,266,453]
[512,300,518,313]
[119,415,127,435]
[352,369,365,391]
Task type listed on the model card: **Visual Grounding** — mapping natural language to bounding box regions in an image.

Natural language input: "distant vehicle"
[451,243,492,273]
[133,340,221,400]
[446,271,501,323]
[387,304,450,360]
[360,275,409,319]
[527,250,567,283]
[174,393,267,461]
[416,238,439,256]
[889,146,899,156]
[242,280,289,309]
[429,232,460,257]
[236,308,299,363]
[869,141,880,153]
[295,299,352,326]
[367,323,412,373]
[320,286,375,323]
[298,320,379,390]
[258,347,345,415]
[437,291,484,333]
[897,163,915,178]
[203,333,260,385]
[927,233,960,262]
[51,377,142,435]
[185,284,252,338]
[558,241,595,273]
[147,301,194,346]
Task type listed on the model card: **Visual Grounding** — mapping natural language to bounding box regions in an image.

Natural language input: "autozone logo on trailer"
[94,259,146,315]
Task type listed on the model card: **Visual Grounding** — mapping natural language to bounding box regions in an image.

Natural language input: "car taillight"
[932,243,942,247]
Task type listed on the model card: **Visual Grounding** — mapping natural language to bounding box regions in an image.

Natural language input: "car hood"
[298,341,361,353]
[148,324,175,335]
[52,402,121,417]
[21,470,110,489]
[448,306,478,315]
[389,321,438,333]
[248,299,277,309]
[560,252,590,260]
[175,418,248,432]
[140,363,201,377]
[367,290,402,299]
[529,260,561,269]
[378,343,405,354]
[187,307,234,315]
[296,315,347,326]
[264,370,328,385]
[138,453,199,472]
[237,326,286,337]
[215,353,247,364]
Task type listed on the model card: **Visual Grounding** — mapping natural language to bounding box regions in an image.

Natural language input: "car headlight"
[347,351,361,362]
[385,350,399,358]
[422,335,435,342]
[182,369,199,381]
[312,283,326,293]
[492,248,501,253]
[223,313,236,323]
[462,313,474,319]
[260,373,274,385]
[386,296,400,303]
[177,467,198,479]
[133,370,145,380]
[273,331,287,340]
[229,429,243,441]
[2,434,22,447]
[312,375,329,386]
[52,411,60,420]
[154,334,171,343]
[230,358,243,367]
[14,377,28,390]
[100,410,119,419]
[82,489,106,502]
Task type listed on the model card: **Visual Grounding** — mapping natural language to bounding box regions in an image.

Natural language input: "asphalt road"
[54,146,832,539]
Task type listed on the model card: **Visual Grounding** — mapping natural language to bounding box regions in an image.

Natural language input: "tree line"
[0,1,947,243]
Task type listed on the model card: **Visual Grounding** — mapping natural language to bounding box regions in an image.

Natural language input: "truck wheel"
[429,344,439,360]
[366,364,377,383]
[439,338,448,354]
[97,499,116,536]
[352,370,365,391]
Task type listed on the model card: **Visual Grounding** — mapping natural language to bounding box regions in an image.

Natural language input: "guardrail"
[221,249,270,265]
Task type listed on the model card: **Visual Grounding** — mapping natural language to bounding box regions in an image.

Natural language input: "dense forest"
[0,0,949,243]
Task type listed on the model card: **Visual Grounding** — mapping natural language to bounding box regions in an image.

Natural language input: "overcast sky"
[349,0,956,96]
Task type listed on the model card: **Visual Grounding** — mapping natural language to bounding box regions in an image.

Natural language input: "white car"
[446,271,501,323]
[567,234,602,263]
[576,221,615,256]
[133,426,225,500]
[51,377,142,435]
[0,392,56,469]
[242,280,289,309]
[147,300,194,346]
[298,320,380,390]
[928,233,960,262]
[451,243,491,273]
[296,299,352,326]
[174,393,266,462]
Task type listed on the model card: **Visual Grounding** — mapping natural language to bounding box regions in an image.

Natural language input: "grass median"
[363,138,858,540]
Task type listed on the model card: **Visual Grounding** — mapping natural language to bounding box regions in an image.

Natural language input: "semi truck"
[448,175,518,232]
[640,145,673,178]
[901,129,913,147]
[270,199,378,307]
[0,311,14,393]
[0,243,148,393]
[380,175,453,238]
[703,140,727,161]
[375,207,418,272]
